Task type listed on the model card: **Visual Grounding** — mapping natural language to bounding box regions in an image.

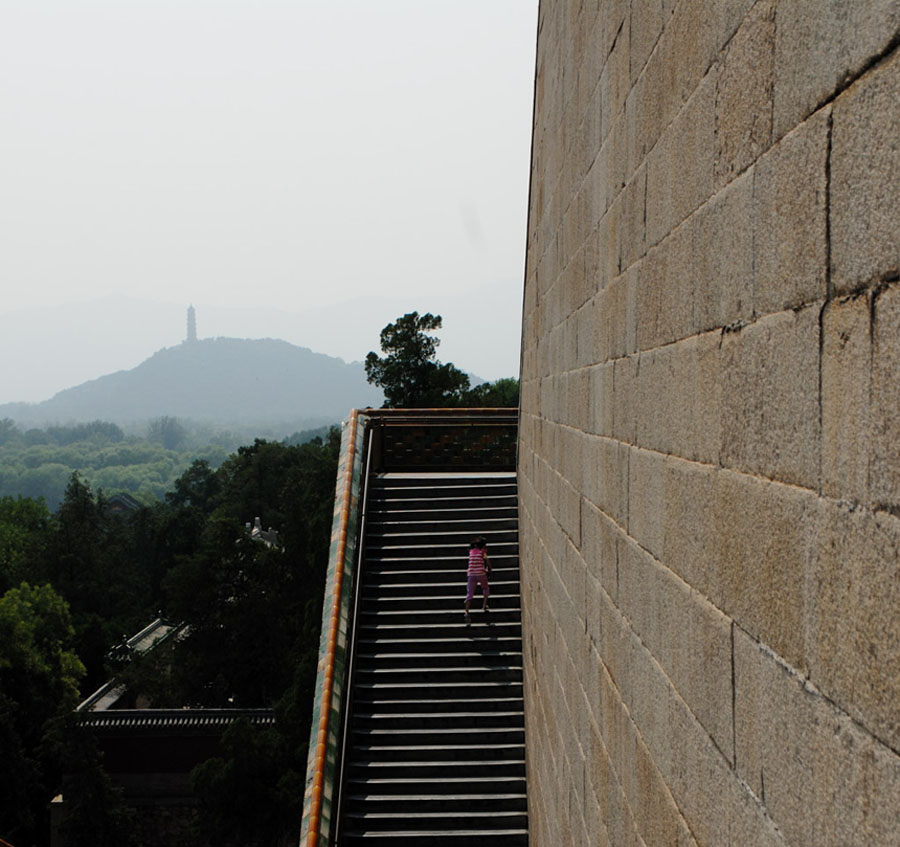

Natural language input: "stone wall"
[518,2,900,844]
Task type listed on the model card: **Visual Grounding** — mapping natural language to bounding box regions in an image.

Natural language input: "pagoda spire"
[186,305,197,343]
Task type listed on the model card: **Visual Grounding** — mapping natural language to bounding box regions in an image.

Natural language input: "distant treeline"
[0,418,335,509]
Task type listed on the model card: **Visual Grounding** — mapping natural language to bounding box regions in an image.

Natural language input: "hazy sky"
[0,1,537,403]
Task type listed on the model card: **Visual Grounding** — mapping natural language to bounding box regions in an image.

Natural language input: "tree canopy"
[0,429,341,844]
[365,312,521,409]
[365,312,470,408]
[0,582,85,844]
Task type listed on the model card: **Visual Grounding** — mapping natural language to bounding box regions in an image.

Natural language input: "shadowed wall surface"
[518,2,900,844]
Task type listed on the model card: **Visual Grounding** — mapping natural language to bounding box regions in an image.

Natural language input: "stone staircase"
[336,472,528,846]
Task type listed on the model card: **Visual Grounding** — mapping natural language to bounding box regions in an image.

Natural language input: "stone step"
[337,469,526,841]
[351,726,526,747]
[353,681,524,704]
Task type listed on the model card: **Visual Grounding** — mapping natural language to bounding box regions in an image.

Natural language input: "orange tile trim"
[304,408,360,847]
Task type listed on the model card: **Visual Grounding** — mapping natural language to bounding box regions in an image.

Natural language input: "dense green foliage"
[365,312,520,409]
[365,312,472,407]
[464,376,521,407]
[0,429,341,845]
[0,418,332,510]
[0,582,86,844]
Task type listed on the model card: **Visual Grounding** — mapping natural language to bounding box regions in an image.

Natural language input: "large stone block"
[773,0,900,139]
[628,0,669,86]
[692,167,755,332]
[598,6,632,140]
[735,626,900,847]
[605,109,631,215]
[821,293,871,503]
[752,106,829,316]
[568,367,592,432]
[662,456,718,594]
[597,196,623,295]
[638,0,751,160]
[615,608,777,847]
[602,263,638,361]
[727,776,787,847]
[871,282,900,509]
[620,164,648,274]
[719,306,820,489]
[618,536,734,760]
[612,354,638,443]
[584,150,611,242]
[646,68,717,248]
[627,446,666,559]
[583,434,630,529]
[808,503,900,751]
[635,244,667,351]
[689,331,724,465]
[632,729,698,847]
[635,227,694,352]
[832,47,900,294]
[632,347,680,455]
[558,474,583,547]
[581,496,621,597]
[712,468,820,670]
[715,0,776,186]
[588,361,614,437]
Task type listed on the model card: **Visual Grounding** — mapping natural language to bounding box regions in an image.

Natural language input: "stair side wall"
[518,3,900,845]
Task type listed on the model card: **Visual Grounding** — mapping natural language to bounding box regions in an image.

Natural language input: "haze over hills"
[0,337,383,428]
[0,293,518,404]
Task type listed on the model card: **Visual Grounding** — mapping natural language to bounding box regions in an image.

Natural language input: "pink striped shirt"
[468,547,487,575]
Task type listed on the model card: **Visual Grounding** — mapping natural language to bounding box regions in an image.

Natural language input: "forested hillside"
[0,418,332,509]
[0,432,340,845]
[0,336,383,427]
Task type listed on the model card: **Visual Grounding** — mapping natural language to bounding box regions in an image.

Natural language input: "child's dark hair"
[470,535,487,549]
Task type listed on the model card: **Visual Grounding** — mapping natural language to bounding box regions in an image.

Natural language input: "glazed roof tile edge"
[79,708,274,731]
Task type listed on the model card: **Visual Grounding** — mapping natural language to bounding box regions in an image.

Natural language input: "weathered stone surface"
[773,0,900,139]
[713,468,820,671]
[635,223,693,352]
[662,456,718,591]
[588,361,614,437]
[640,347,685,456]
[735,626,900,847]
[627,446,665,559]
[715,0,776,186]
[689,331,723,465]
[628,0,666,83]
[603,263,638,359]
[645,68,716,248]
[635,244,667,351]
[584,434,630,529]
[618,162,647,271]
[599,6,632,135]
[752,107,829,315]
[808,503,900,751]
[871,282,900,510]
[612,354,637,442]
[619,610,774,847]
[520,4,900,847]
[692,167,754,332]
[637,0,752,161]
[719,307,820,489]
[832,47,900,294]
[618,536,733,759]
[821,293,871,503]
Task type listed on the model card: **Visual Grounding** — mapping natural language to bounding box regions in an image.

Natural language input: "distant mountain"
[0,337,383,427]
